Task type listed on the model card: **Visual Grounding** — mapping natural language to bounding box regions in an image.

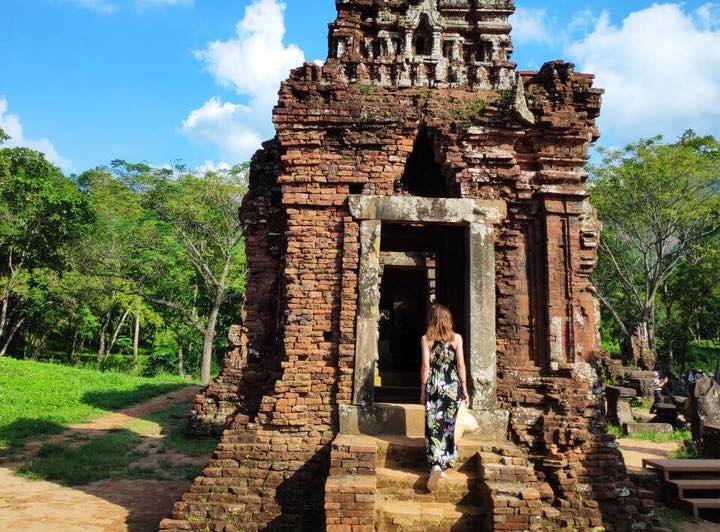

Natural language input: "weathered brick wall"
[188,140,286,436]
[166,1,652,530]
[325,434,376,531]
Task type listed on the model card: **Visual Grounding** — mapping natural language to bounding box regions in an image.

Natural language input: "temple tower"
[166,1,655,530]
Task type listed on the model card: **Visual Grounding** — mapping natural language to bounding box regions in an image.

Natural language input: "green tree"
[0,144,93,356]
[660,236,720,372]
[93,162,247,384]
[591,131,720,357]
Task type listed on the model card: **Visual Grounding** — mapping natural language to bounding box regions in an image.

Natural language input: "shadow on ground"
[81,383,190,412]
[0,386,216,532]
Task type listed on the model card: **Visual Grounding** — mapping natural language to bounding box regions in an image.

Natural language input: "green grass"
[127,402,218,457]
[630,396,654,410]
[669,440,701,459]
[600,339,621,359]
[627,429,691,443]
[607,423,691,443]
[0,358,190,452]
[652,503,697,532]
[157,457,205,481]
[17,403,217,485]
[607,424,625,439]
[17,428,143,485]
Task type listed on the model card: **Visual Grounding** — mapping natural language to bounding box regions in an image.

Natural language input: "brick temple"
[162,1,655,530]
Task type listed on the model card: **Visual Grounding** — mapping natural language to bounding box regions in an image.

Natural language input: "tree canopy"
[591,131,720,372]
[0,136,248,383]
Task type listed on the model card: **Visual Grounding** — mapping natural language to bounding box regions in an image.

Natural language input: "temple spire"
[328,0,516,89]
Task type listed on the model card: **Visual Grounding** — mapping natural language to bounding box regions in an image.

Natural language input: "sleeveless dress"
[424,340,461,470]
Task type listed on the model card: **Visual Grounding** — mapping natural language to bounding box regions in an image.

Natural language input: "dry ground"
[1,394,717,531]
[0,386,215,532]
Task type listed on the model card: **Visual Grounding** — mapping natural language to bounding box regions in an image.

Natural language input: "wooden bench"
[642,459,720,481]
[681,498,720,520]
[668,479,720,498]
[642,459,720,520]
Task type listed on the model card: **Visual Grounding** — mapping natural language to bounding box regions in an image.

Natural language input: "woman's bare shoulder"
[453,333,463,345]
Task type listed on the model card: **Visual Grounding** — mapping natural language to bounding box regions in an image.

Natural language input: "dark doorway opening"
[399,126,452,198]
[375,223,467,404]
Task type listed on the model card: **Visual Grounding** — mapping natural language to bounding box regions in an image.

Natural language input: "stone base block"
[467,409,510,441]
[340,403,425,437]
[340,403,509,440]
[624,422,674,435]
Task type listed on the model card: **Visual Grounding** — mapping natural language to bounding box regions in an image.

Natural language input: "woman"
[420,304,469,492]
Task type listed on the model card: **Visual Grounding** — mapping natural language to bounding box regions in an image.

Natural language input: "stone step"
[375,499,486,532]
[479,451,530,466]
[484,481,554,501]
[376,466,482,504]
[340,403,510,439]
[372,435,505,469]
[479,461,537,483]
[349,403,426,438]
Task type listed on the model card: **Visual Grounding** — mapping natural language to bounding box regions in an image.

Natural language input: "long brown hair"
[426,304,454,343]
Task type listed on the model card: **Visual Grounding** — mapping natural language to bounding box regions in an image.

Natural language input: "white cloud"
[567,3,720,144]
[62,0,115,14]
[182,0,305,163]
[510,8,551,44]
[0,97,70,170]
[136,0,192,8]
[696,3,720,31]
[196,160,233,174]
[60,0,192,14]
[194,0,304,105]
[181,97,263,161]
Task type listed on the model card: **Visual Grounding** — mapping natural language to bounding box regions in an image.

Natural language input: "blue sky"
[1,0,719,173]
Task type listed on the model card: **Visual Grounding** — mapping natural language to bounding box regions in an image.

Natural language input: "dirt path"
[0,386,210,532]
[3,386,201,464]
[617,437,679,471]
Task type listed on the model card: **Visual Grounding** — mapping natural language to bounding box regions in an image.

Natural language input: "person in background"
[650,369,668,414]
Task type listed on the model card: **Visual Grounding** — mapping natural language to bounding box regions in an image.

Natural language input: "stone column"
[466,222,497,411]
[352,220,382,406]
[432,30,442,57]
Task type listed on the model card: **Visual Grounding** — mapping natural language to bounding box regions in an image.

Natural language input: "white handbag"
[454,402,479,441]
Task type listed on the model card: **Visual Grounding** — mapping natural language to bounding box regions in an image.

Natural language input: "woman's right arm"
[420,336,430,405]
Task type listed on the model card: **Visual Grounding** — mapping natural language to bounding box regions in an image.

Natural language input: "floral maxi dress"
[425,340,461,470]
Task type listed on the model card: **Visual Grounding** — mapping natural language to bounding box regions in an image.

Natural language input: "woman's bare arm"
[455,334,469,404]
[420,335,430,405]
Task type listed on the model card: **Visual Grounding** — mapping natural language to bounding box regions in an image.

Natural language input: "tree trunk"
[0,317,25,357]
[35,332,48,360]
[0,256,18,340]
[200,258,231,385]
[97,308,112,364]
[103,307,130,366]
[69,329,80,365]
[178,345,185,378]
[132,312,140,365]
[201,309,219,385]
[0,290,9,340]
[715,350,720,384]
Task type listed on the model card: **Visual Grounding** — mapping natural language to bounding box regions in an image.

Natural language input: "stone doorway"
[341,195,509,438]
[375,223,467,404]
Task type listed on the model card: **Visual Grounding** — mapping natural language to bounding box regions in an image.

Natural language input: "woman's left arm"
[455,334,469,405]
